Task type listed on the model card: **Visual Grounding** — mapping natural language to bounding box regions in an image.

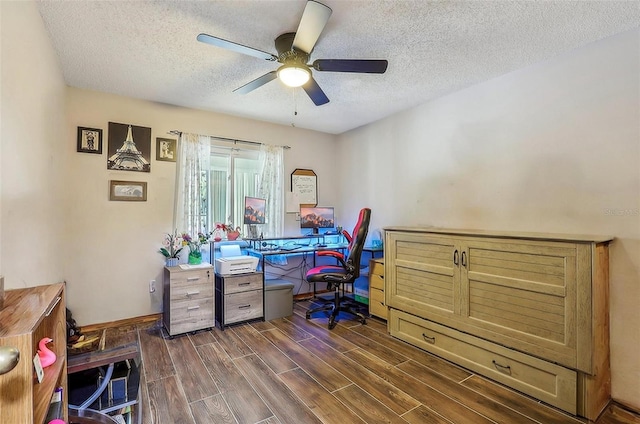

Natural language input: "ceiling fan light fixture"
[277,64,310,87]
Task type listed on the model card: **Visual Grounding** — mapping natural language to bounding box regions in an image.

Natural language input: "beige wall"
[1,1,67,288]
[337,29,640,410]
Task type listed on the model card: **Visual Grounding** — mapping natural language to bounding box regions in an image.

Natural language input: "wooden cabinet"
[368,258,387,319]
[0,283,68,424]
[163,265,215,336]
[215,272,263,330]
[385,228,612,420]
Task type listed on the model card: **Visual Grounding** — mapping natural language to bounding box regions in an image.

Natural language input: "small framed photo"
[156,137,177,162]
[109,180,147,201]
[77,127,103,154]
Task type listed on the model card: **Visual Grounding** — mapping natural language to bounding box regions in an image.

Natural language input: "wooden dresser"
[0,282,68,424]
[215,272,264,330]
[163,265,215,336]
[385,227,612,420]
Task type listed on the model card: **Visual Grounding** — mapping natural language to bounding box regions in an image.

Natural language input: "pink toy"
[48,420,65,424]
[37,337,56,368]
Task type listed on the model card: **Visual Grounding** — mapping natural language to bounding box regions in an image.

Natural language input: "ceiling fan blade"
[234,71,278,94]
[302,77,330,106]
[197,33,277,61]
[292,1,332,54]
[312,59,388,73]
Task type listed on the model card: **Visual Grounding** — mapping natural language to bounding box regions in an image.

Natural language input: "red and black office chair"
[305,208,371,329]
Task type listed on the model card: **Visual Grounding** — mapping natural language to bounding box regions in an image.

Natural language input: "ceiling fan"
[197,0,388,106]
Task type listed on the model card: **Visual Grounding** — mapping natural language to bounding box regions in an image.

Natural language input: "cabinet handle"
[422,333,435,344]
[453,250,459,266]
[187,277,200,281]
[238,282,251,286]
[187,305,200,311]
[461,251,467,267]
[186,291,200,296]
[492,360,511,374]
[238,305,251,309]
[45,296,62,317]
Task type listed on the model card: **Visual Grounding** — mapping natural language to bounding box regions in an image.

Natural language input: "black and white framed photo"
[109,180,147,201]
[156,137,177,162]
[107,122,151,172]
[77,127,103,154]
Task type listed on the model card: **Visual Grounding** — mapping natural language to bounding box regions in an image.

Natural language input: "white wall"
[1,1,67,288]
[337,29,640,410]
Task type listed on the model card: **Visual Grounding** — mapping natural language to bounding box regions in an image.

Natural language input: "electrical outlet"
[149,280,156,293]
[295,212,300,221]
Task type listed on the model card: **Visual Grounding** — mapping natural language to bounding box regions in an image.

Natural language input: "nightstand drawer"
[369,287,387,318]
[224,289,263,324]
[370,259,384,277]
[223,273,263,294]
[170,268,211,286]
[370,273,384,290]
[169,297,215,333]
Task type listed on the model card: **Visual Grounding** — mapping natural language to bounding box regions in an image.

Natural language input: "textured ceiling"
[36,0,639,134]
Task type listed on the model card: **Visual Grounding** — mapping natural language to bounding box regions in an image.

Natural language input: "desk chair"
[305,208,371,329]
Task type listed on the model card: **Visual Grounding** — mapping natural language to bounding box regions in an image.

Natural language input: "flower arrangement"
[181,231,211,254]
[159,230,183,259]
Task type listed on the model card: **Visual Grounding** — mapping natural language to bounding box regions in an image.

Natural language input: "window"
[207,148,261,231]
[175,133,284,239]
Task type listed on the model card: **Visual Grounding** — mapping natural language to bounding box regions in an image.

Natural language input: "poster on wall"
[107,122,151,172]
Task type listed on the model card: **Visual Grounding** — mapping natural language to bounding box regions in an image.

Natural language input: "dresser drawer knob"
[238,304,251,309]
[186,291,200,296]
[187,305,200,311]
[422,333,435,344]
[492,360,512,374]
[187,277,200,281]
[238,282,251,286]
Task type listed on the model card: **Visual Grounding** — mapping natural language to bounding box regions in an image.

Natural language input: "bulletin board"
[291,168,317,208]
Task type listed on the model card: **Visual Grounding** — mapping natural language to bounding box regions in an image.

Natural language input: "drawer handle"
[238,282,251,286]
[453,250,459,266]
[461,251,467,267]
[422,333,435,344]
[238,305,251,309]
[187,305,200,311]
[492,360,512,374]
[187,277,200,281]
[186,291,200,296]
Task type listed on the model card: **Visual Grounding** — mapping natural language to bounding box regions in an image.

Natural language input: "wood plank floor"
[102,300,639,424]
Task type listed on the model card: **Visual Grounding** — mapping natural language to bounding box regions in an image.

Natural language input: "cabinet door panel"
[462,238,582,370]
[387,232,458,317]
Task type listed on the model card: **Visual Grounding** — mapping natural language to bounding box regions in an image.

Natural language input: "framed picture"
[107,122,151,172]
[156,137,177,162]
[77,127,103,154]
[109,180,147,201]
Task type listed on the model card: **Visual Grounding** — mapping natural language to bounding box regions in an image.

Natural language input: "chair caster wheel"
[305,313,311,319]
[328,316,337,329]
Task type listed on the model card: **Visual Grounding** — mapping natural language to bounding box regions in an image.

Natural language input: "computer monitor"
[244,196,266,224]
[300,206,335,234]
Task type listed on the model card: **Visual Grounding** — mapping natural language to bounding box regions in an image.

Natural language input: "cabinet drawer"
[169,280,213,301]
[170,268,212,285]
[369,288,387,319]
[169,297,215,334]
[223,273,263,294]
[370,259,384,277]
[224,289,263,324]
[370,273,384,290]
[389,308,577,414]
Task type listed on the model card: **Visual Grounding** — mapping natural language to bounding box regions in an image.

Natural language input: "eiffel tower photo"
[107,122,151,172]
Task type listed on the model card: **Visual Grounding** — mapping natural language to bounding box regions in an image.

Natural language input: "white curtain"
[257,144,285,237]
[174,133,210,237]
